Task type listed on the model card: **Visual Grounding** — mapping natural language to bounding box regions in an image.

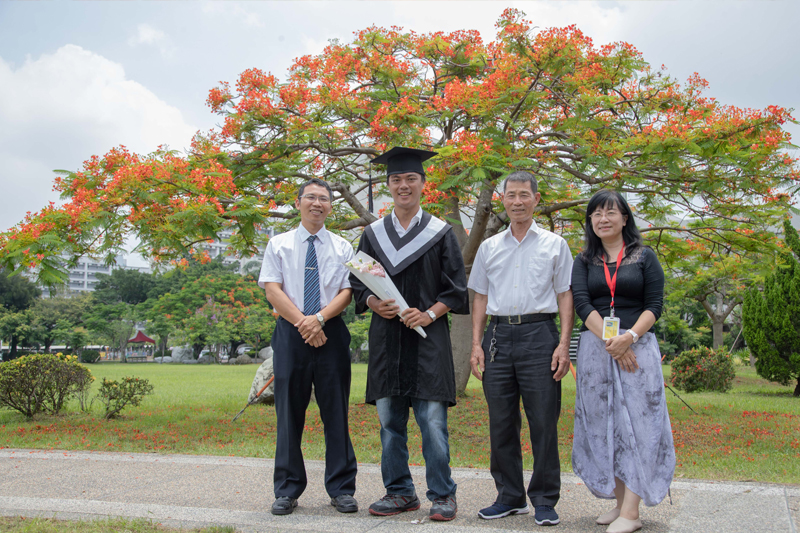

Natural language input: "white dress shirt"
[468,222,573,315]
[258,225,354,313]
[391,207,423,237]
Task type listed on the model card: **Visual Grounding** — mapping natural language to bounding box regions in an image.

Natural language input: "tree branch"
[462,181,496,265]
[330,182,377,225]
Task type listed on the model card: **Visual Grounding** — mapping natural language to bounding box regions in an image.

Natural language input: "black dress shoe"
[331,494,358,513]
[271,496,298,515]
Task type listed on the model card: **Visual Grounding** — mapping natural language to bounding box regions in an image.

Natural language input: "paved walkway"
[0,449,797,532]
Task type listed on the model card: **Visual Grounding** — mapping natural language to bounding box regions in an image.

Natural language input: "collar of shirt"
[297,224,329,246]
[391,207,423,236]
[503,220,540,245]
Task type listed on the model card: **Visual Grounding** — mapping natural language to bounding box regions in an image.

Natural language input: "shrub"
[80,350,101,364]
[96,376,154,419]
[0,353,94,418]
[670,347,735,393]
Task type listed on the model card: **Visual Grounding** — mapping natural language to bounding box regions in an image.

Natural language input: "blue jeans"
[376,396,456,501]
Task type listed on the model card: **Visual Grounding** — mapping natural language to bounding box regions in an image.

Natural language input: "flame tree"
[2,9,797,389]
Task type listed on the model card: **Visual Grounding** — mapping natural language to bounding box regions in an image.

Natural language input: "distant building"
[25,255,151,297]
[195,227,276,275]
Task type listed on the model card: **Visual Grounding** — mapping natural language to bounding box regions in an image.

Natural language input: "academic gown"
[350,211,469,406]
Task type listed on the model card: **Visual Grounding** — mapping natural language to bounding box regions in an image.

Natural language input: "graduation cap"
[367,146,437,213]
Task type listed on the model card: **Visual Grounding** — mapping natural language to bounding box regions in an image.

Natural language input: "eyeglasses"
[299,194,331,204]
[590,210,622,220]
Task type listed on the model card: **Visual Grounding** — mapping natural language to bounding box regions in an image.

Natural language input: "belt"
[490,313,556,325]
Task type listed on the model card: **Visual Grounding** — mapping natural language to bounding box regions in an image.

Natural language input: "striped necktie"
[303,235,321,315]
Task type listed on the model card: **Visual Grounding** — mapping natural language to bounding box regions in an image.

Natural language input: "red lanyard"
[602,243,626,318]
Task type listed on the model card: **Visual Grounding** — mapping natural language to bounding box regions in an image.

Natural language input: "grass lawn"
[0,517,234,533]
[0,361,798,484]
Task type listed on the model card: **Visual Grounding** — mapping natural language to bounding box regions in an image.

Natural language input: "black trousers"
[271,316,357,498]
[481,319,562,508]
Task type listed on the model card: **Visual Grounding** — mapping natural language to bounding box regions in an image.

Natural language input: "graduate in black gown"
[350,147,469,522]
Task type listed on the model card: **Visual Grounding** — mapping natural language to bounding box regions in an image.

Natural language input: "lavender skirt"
[571,331,675,506]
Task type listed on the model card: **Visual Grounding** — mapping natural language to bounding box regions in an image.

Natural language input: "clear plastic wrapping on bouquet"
[344,251,427,338]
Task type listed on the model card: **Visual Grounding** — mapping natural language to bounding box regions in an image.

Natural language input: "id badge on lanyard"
[601,244,625,340]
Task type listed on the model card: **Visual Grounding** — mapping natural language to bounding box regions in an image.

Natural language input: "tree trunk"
[711,315,724,350]
[451,290,476,395]
[711,292,724,350]
[8,334,19,360]
[794,376,799,398]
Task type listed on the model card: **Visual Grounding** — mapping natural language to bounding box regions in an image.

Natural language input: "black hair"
[297,178,333,199]
[580,189,643,261]
[503,171,538,195]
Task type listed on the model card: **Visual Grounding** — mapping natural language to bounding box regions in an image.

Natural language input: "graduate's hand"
[399,308,432,329]
[307,329,327,348]
[605,333,633,358]
[295,315,322,341]
[369,297,400,320]
[470,344,485,381]
[615,347,639,373]
[551,342,571,381]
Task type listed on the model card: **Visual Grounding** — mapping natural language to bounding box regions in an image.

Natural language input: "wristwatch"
[426,309,437,322]
[316,313,326,328]
[627,330,639,344]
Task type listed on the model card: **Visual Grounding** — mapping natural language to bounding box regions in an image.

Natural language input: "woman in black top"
[571,190,675,533]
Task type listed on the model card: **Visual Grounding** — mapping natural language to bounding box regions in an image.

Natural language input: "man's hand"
[470,344,485,381]
[399,308,433,329]
[605,333,634,358]
[551,342,571,381]
[307,329,328,348]
[295,315,322,341]
[615,347,639,373]
[368,297,400,320]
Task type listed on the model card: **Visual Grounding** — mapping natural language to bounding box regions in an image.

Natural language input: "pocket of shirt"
[319,259,347,292]
[527,255,553,293]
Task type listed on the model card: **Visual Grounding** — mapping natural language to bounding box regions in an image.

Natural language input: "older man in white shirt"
[468,171,574,526]
[258,178,358,516]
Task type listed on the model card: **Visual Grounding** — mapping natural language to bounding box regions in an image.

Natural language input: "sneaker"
[330,494,358,513]
[429,494,457,521]
[534,505,560,526]
[478,501,530,520]
[368,494,421,516]
[271,496,298,515]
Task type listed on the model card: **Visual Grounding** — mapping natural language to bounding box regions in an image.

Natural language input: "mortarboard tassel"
[368,162,374,213]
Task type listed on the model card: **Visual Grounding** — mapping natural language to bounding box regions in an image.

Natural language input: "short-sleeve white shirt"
[468,222,573,315]
[391,207,423,237]
[258,225,354,313]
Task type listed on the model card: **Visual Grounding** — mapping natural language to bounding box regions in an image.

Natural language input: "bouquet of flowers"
[345,252,427,338]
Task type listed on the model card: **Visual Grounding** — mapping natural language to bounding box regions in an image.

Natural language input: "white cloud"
[129,23,166,46]
[201,2,265,28]
[128,23,175,58]
[0,44,197,232]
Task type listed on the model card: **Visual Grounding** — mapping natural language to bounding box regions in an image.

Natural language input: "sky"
[1,1,798,265]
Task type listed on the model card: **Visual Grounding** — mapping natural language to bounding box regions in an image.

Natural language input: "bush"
[79,350,101,364]
[670,347,735,393]
[0,353,94,418]
[96,376,154,419]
